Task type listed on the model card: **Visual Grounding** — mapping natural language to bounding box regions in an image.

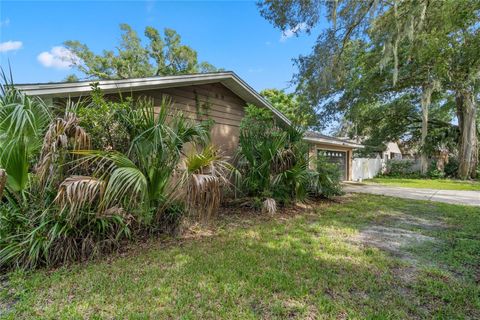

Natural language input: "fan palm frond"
[102,166,148,211]
[0,90,50,140]
[262,198,277,214]
[184,145,233,222]
[0,77,51,195]
[69,150,148,214]
[36,101,90,187]
[55,175,105,219]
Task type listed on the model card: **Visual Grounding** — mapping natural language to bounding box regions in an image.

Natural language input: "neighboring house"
[398,141,419,160]
[348,136,403,161]
[380,142,403,160]
[16,72,362,180]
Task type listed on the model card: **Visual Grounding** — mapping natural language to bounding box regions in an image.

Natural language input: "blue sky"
[0,0,324,92]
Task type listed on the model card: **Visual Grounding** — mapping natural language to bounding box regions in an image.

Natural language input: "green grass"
[366,177,480,191]
[2,194,480,319]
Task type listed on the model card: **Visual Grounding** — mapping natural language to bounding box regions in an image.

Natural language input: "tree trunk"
[420,84,433,175]
[456,90,478,179]
[436,149,449,172]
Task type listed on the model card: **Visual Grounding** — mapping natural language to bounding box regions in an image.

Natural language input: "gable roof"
[16,71,362,149]
[15,71,292,126]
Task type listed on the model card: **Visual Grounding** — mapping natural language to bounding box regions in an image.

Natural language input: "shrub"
[384,159,419,177]
[0,81,133,269]
[236,105,310,209]
[76,83,130,152]
[444,157,459,178]
[184,145,234,223]
[236,105,339,212]
[0,80,213,269]
[426,161,445,179]
[310,156,344,198]
[0,199,132,269]
[69,96,212,229]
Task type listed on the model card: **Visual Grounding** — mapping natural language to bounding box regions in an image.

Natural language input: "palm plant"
[236,105,311,213]
[0,74,131,269]
[309,155,344,198]
[61,96,211,226]
[36,100,90,189]
[0,72,50,200]
[183,145,234,222]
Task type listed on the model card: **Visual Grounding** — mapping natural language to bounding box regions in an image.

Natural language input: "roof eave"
[303,137,364,149]
[15,71,292,126]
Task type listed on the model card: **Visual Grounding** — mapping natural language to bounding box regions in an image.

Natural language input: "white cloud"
[265,41,272,46]
[280,22,308,42]
[0,41,22,52]
[37,46,79,69]
[0,18,10,27]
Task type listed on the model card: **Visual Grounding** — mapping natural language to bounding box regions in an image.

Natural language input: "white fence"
[352,158,385,181]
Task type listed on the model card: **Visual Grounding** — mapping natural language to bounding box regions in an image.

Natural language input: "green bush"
[444,157,459,178]
[310,156,344,198]
[0,199,131,269]
[76,83,131,152]
[236,105,342,211]
[384,159,420,177]
[0,80,212,269]
[426,161,445,179]
[236,105,311,211]
[0,80,133,269]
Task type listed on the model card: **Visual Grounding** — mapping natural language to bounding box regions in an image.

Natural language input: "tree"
[259,0,480,179]
[260,88,318,127]
[65,24,218,80]
[63,74,79,82]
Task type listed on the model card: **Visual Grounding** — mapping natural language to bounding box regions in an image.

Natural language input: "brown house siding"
[49,80,357,181]
[106,83,246,156]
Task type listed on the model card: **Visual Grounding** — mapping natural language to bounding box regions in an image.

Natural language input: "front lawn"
[366,177,480,191]
[2,194,480,319]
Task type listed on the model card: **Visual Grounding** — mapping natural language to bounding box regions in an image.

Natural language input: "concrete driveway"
[343,183,480,206]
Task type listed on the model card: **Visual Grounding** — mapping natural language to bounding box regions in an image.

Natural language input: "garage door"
[317,150,347,181]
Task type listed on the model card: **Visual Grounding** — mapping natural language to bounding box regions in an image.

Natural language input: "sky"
[0,0,325,92]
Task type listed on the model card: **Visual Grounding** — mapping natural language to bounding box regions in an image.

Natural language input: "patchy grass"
[366,177,480,191]
[2,194,480,319]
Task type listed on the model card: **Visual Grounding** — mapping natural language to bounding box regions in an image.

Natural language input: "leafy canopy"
[259,0,480,178]
[65,24,218,80]
[260,88,318,128]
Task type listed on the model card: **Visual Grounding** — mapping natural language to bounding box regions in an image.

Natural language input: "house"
[16,72,362,180]
[345,136,403,161]
[381,142,403,160]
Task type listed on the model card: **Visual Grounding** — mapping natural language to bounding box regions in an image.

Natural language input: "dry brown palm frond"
[55,175,104,219]
[0,169,6,198]
[36,111,90,187]
[262,197,277,214]
[186,173,221,223]
[183,145,234,223]
[272,148,296,174]
[103,206,135,226]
